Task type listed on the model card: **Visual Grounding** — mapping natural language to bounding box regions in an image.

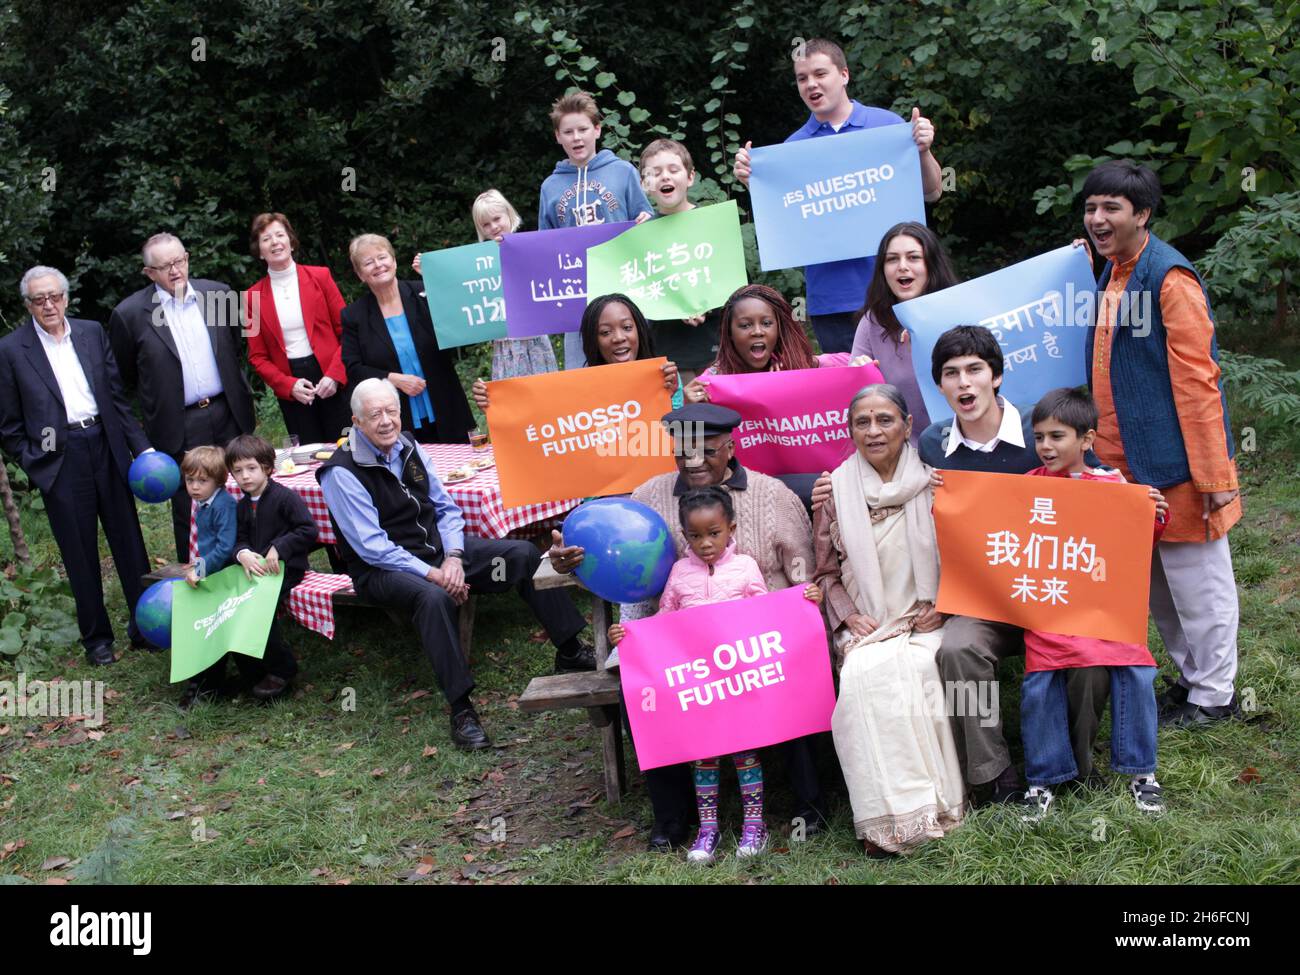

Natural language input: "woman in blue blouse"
[341,234,474,444]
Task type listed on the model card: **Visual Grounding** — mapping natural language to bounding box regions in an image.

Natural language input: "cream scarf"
[829,443,939,643]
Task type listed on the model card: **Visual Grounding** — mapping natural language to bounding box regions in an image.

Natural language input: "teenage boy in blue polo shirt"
[734,38,944,354]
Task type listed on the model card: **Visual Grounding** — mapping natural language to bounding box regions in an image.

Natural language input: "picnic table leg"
[587,704,626,805]
[591,597,611,669]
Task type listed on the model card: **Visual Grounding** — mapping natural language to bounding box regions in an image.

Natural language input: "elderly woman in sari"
[813,383,966,855]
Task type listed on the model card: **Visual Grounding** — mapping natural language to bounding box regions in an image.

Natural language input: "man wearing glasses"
[108,233,256,561]
[0,267,154,665]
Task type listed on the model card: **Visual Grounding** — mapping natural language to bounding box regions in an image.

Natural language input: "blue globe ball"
[563,498,676,604]
[128,452,181,504]
[135,579,175,650]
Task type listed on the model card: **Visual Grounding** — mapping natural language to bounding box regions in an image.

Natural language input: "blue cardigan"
[194,489,237,578]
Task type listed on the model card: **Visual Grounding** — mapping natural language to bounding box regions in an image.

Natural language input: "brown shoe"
[251,674,290,701]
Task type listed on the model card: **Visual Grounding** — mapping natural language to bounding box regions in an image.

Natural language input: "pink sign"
[703,362,885,474]
[618,587,835,769]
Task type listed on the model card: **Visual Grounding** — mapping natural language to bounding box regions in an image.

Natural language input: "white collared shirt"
[268,263,313,359]
[945,396,1026,456]
[33,318,99,423]
[154,283,224,405]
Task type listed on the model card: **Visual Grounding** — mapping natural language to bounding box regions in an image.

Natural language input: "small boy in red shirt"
[1018,387,1169,820]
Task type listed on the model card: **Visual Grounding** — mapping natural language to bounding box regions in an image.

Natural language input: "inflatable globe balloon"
[128,451,181,504]
[135,579,175,650]
[562,497,675,603]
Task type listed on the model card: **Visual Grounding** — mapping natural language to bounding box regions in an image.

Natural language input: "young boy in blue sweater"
[539,89,653,371]
[179,445,238,709]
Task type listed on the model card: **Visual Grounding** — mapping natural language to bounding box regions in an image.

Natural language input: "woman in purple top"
[850,222,960,445]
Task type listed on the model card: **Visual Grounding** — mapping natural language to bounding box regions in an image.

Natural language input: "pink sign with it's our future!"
[617,586,835,769]
[703,361,885,475]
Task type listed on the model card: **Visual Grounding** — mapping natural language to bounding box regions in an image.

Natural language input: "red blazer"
[244,264,347,400]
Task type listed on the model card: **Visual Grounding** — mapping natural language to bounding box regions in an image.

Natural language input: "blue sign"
[894,244,1098,422]
[748,124,926,272]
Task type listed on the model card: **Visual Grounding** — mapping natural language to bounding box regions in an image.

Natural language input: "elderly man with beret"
[549,403,827,849]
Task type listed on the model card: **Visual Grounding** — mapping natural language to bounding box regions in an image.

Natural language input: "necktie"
[189,500,199,563]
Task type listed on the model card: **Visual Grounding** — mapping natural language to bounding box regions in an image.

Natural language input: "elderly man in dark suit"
[108,233,256,562]
[0,266,155,665]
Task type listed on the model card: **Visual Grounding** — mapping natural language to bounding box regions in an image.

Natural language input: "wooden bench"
[141,563,475,660]
[518,560,626,805]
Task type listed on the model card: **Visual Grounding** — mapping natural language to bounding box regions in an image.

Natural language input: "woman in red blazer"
[244,212,351,443]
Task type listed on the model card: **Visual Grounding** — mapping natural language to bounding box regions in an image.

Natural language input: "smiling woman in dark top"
[340,233,474,444]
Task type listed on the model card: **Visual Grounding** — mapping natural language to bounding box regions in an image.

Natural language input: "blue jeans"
[1022,666,1157,786]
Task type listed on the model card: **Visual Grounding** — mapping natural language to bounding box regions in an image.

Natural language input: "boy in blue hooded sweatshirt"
[539,90,653,370]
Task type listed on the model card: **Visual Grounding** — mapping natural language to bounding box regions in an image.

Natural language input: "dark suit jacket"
[107,279,256,455]
[0,318,151,494]
[234,478,317,585]
[244,264,347,400]
[339,278,474,442]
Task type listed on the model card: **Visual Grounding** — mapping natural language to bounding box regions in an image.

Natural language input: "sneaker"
[1130,775,1165,814]
[1019,786,1054,823]
[736,823,768,859]
[685,827,721,865]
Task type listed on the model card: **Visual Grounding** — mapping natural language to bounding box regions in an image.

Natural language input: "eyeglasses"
[146,254,189,273]
[26,292,66,306]
[362,407,401,422]
[683,441,732,458]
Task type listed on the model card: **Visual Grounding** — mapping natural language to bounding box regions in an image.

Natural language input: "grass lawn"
[1,386,1297,885]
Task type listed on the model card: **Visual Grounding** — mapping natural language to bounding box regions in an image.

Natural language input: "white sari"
[828,447,967,851]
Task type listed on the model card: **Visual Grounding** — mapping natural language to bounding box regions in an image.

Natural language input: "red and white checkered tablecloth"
[288,570,356,640]
[223,443,578,543]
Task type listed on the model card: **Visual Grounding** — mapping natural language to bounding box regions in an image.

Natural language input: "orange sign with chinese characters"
[932,470,1155,643]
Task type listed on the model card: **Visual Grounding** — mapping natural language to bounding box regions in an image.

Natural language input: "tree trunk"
[0,463,31,569]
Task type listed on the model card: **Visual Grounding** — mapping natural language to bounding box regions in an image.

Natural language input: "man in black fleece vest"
[318,379,592,750]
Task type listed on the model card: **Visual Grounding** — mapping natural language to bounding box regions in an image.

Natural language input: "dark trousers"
[809,312,858,355]
[41,424,150,654]
[168,393,242,562]
[278,355,351,445]
[936,616,1109,784]
[354,537,585,705]
[192,568,302,690]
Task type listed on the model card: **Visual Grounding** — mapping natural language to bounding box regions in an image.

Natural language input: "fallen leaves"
[0,839,27,861]
[421,745,438,759]
[611,825,636,840]
[40,855,70,871]
[1238,767,1263,785]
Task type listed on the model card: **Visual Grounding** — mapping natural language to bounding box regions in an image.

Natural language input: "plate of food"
[443,465,476,484]
[468,457,495,471]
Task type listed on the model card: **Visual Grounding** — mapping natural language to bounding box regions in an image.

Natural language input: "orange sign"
[932,470,1155,643]
[487,358,677,507]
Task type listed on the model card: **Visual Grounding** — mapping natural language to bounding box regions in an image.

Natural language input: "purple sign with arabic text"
[500,222,633,337]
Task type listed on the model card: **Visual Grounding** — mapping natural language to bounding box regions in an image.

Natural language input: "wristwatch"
[446,549,464,561]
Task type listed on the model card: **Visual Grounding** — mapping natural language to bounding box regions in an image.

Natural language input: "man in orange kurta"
[1081,161,1240,727]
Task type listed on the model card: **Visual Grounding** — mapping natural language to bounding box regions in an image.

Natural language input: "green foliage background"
[0,0,1288,318]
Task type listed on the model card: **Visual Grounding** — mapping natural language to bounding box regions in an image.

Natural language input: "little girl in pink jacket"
[610,486,822,864]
